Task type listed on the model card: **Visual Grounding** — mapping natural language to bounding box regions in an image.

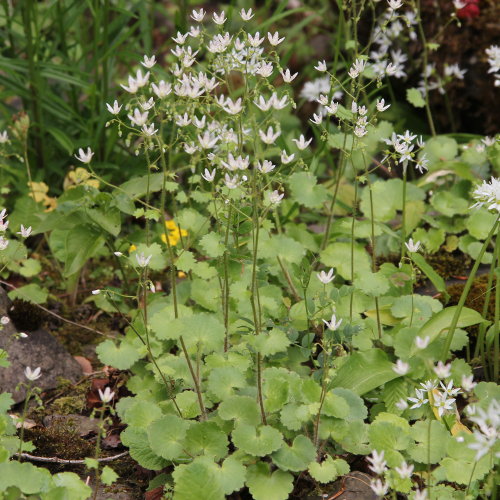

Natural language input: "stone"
[42,414,99,437]
[0,287,82,403]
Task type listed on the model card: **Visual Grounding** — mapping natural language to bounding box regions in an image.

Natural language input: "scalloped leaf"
[232,424,284,457]
[271,435,316,472]
[246,462,294,500]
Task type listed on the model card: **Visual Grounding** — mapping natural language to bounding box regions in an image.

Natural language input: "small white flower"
[184,143,197,155]
[395,461,414,479]
[212,11,226,25]
[310,113,323,125]
[257,62,274,77]
[354,126,367,138]
[106,100,122,115]
[387,0,403,10]
[323,313,342,331]
[376,98,390,112]
[314,60,327,72]
[222,97,243,115]
[92,289,101,295]
[272,94,288,110]
[202,168,216,182]
[135,252,152,268]
[367,450,387,475]
[481,136,496,147]
[433,361,451,379]
[193,115,206,129]
[120,75,139,93]
[0,236,9,251]
[240,8,254,20]
[128,108,149,127]
[461,374,476,392]
[17,225,32,238]
[191,8,205,22]
[420,379,438,391]
[172,32,189,44]
[221,154,249,171]
[293,134,312,150]
[415,335,430,349]
[351,101,358,114]
[141,55,156,68]
[197,131,219,149]
[248,32,265,47]
[325,101,339,114]
[19,332,28,338]
[386,62,397,76]
[0,131,8,143]
[405,238,421,253]
[433,392,455,417]
[151,81,172,98]
[370,479,388,497]
[268,32,284,46]
[259,126,281,144]
[175,113,191,127]
[415,154,429,174]
[224,174,240,189]
[189,26,200,38]
[114,252,123,257]
[393,359,409,376]
[256,160,276,174]
[281,68,298,82]
[317,268,335,284]
[395,398,409,410]
[269,190,284,204]
[142,123,158,136]
[0,316,9,325]
[453,0,467,8]
[140,97,155,111]
[0,219,8,232]
[98,387,115,403]
[439,380,462,397]
[75,147,94,164]
[134,69,149,87]
[254,95,273,112]
[281,151,295,164]
[408,389,428,409]
[24,366,42,382]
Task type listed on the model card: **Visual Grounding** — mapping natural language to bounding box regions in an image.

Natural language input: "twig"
[0,281,111,338]
[14,450,129,464]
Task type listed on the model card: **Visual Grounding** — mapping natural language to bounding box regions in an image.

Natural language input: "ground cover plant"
[0,0,499,499]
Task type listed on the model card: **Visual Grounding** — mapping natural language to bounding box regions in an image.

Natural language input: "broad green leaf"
[332,388,367,421]
[200,232,225,258]
[120,399,162,429]
[246,462,294,500]
[218,396,260,426]
[147,415,190,460]
[185,422,229,461]
[8,283,48,305]
[95,340,141,370]
[120,426,169,470]
[308,457,349,483]
[271,435,316,472]
[466,209,498,240]
[87,207,121,236]
[232,424,284,457]
[101,466,118,486]
[208,367,247,402]
[62,225,104,277]
[0,462,51,494]
[251,329,291,356]
[320,241,371,279]
[173,458,225,500]
[331,349,399,395]
[259,234,305,264]
[407,420,450,464]
[129,242,166,271]
[288,172,328,209]
[406,88,425,108]
[354,271,390,297]
[410,253,449,300]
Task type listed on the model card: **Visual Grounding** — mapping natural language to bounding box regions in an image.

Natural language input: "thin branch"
[15,451,129,464]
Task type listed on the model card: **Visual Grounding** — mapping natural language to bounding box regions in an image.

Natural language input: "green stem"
[441,218,500,360]
[493,226,499,382]
[401,165,407,260]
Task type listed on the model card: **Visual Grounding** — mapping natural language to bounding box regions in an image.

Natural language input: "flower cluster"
[467,399,500,460]
[382,130,427,173]
[471,177,500,214]
[485,45,500,87]
[407,376,461,417]
[0,209,32,251]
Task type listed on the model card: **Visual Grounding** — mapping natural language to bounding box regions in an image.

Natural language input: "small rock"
[43,414,99,437]
[0,288,83,403]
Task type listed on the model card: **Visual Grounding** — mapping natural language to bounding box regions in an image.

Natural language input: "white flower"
[433,392,455,417]
[439,380,462,397]
[135,252,152,268]
[172,32,189,44]
[323,313,342,331]
[193,115,206,129]
[98,387,115,403]
[24,366,42,382]
[175,113,191,127]
[453,0,467,8]
[248,32,265,47]
[256,160,276,174]
[0,316,9,325]
[139,97,154,112]
[0,219,8,232]
[281,68,298,82]
[0,210,6,221]
[386,62,397,76]
[257,62,273,77]
[141,55,156,68]
[240,8,254,20]
[197,132,219,149]
[325,101,339,114]
[370,479,388,497]
[408,389,428,409]
[481,136,496,147]
[128,108,148,127]
[354,126,367,138]
[224,174,240,189]
[114,252,123,257]
[358,105,367,116]
[0,131,8,143]
[393,359,409,376]
[395,461,413,479]
[310,113,323,125]
[376,98,390,112]
[348,58,366,78]
[433,361,451,379]
[314,60,327,72]
[268,32,284,46]
[184,143,197,154]
[75,147,94,164]
[387,0,403,10]
[189,26,200,38]
[281,151,295,164]
[461,374,476,392]
[106,100,122,115]
[317,268,335,284]
[272,94,288,110]
[414,489,428,500]
[395,398,409,410]
[420,379,438,391]
[367,450,387,475]
[0,236,9,251]
[293,134,312,150]
[222,97,243,115]
[415,335,430,349]
[269,190,284,204]
[259,126,281,144]
[202,168,216,182]
[471,177,500,214]
[221,154,249,171]
[151,81,172,98]
[19,332,28,338]
[254,95,274,112]
[17,225,32,238]
[415,154,429,174]
[120,75,139,93]
[405,238,421,253]
[92,289,101,295]
[191,8,205,22]
[142,124,158,136]
[212,11,226,25]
